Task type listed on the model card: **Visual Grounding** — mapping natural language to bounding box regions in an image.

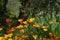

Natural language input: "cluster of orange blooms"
[0,18,60,40]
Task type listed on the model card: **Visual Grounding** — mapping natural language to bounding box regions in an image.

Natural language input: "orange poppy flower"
[18,19,23,24]
[49,32,53,37]
[21,35,28,39]
[30,32,33,35]
[5,18,10,23]
[43,38,47,40]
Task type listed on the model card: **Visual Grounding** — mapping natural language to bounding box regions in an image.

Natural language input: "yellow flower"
[7,33,13,38]
[42,26,47,29]
[23,21,28,25]
[15,36,18,40]
[0,37,5,40]
[8,38,12,40]
[43,28,48,31]
[20,29,24,33]
[16,25,24,29]
[49,21,54,24]
[4,34,8,39]
[7,27,15,33]
[56,22,59,24]
[18,19,23,22]
[18,19,23,24]
[15,36,22,40]
[24,25,28,28]
[33,24,40,28]
[4,33,13,38]
[32,35,38,40]
[29,18,35,23]
[0,28,3,31]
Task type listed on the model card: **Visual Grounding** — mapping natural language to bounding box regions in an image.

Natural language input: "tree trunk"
[19,0,31,21]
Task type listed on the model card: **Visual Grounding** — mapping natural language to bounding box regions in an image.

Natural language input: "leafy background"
[0,0,60,40]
